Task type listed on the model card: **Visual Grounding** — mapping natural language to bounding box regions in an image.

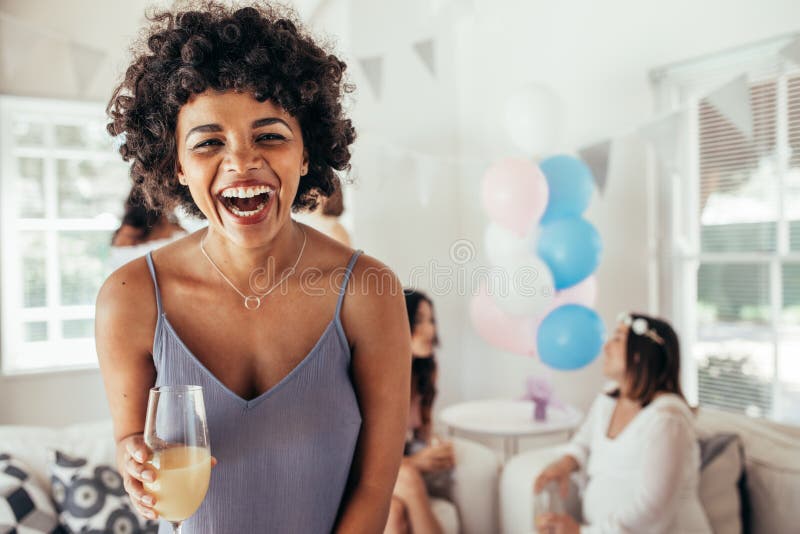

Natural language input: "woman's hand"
[116,433,218,521]
[116,434,158,520]
[409,440,455,473]
[533,456,577,498]
[535,512,580,534]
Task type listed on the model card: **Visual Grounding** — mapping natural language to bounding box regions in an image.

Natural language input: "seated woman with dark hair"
[385,290,456,534]
[109,188,186,269]
[534,313,712,534]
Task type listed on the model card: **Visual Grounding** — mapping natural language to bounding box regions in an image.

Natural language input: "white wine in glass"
[533,480,564,534]
[143,385,211,534]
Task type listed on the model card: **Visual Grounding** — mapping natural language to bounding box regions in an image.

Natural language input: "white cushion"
[450,437,501,534]
[0,420,116,491]
[745,459,800,534]
[431,497,460,534]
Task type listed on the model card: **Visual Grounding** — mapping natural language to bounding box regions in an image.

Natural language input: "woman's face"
[602,323,628,383]
[410,300,436,357]
[175,90,308,247]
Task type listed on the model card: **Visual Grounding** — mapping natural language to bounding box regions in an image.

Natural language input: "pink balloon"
[552,275,597,308]
[481,158,549,237]
[470,281,536,356]
[534,275,598,324]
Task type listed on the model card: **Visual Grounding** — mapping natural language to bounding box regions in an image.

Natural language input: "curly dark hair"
[106,1,356,217]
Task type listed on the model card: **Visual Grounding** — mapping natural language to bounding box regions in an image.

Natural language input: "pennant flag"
[639,111,686,171]
[578,139,613,194]
[0,16,40,80]
[70,42,106,96]
[705,75,753,139]
[780,37,800,65]
[358,56,383,99]
[413,38,436,77]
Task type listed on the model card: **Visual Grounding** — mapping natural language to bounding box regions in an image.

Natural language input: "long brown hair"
[405,289,439,434]
[609,313,687,407]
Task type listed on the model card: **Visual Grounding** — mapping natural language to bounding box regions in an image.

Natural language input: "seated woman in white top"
[534,312,712,534]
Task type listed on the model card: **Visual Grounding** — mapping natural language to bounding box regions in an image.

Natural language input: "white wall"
[2,0,800,426]
[343,0,465,409]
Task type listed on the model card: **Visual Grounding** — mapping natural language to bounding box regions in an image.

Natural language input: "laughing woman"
[95,3,410,533]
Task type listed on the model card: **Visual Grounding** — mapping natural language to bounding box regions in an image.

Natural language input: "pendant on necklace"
[244,295,262,310]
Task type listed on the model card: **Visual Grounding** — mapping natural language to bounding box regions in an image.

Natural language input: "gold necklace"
[199,226,307,310]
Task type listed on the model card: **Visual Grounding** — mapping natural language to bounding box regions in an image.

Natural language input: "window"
[0,96,130,374]
[652,35,800,424]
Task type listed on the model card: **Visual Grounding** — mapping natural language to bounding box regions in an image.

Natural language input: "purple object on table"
[533,397,548,421]
[522,375,556,422]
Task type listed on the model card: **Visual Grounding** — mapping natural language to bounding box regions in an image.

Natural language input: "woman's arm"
[334,255,412,533]
[95,260,160,519]
[535,396,603,496]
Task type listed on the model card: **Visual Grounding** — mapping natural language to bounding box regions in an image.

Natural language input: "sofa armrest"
[500,447,581,534]
[451,437,501,534]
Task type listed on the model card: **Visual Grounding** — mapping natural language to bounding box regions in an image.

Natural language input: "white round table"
[438,399,583,461]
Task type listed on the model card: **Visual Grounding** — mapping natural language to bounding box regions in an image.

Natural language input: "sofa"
[499,407,800,534]
[0,420,500,534]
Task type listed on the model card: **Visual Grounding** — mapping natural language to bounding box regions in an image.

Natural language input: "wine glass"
[142,385,211,534]
[533,480,564,534]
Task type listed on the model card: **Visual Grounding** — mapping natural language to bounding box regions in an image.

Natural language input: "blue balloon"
[537,304,605,370]
[540,155,595,224]
[535,217,602,290]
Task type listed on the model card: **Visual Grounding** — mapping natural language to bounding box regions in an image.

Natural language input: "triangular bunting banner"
[358,56,384,99]
[780,37,800,65]
[639,111,685,171]
[70,42,106,96]
[413,39,436,77]
[578,139,612,194]
[705,75,753,139]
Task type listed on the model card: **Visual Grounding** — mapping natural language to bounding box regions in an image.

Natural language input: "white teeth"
[228,201,268,217]
[220,185,274,199]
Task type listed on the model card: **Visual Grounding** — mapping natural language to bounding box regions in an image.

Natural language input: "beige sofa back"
[696,408,800,534]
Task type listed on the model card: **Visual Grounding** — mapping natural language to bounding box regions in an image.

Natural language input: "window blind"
[653,33,800,423]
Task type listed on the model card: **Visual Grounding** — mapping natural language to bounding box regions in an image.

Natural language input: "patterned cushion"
[0,453,65,534]
[48,451,158,534]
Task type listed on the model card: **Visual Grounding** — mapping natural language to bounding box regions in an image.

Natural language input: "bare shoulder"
[348,252,402,297]
[95,255,157,356]
[341,251,408,351]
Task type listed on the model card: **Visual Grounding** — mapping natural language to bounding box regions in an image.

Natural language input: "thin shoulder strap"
[144,251,164,315]
[335,249,363,318]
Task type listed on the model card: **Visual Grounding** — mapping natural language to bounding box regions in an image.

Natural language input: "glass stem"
[170,521,183,534]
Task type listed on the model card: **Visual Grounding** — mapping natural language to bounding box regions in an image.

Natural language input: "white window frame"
[651,34,800,422]
[0,96,127,375]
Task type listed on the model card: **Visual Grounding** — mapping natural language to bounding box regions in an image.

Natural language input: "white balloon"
[490,254,556,316]
[504,83,563,156]
[484,222,533,268]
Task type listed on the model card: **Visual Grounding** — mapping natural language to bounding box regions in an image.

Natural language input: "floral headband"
[617,312,665,345]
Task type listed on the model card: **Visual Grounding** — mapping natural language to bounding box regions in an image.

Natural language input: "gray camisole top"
[144,249,364,533]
